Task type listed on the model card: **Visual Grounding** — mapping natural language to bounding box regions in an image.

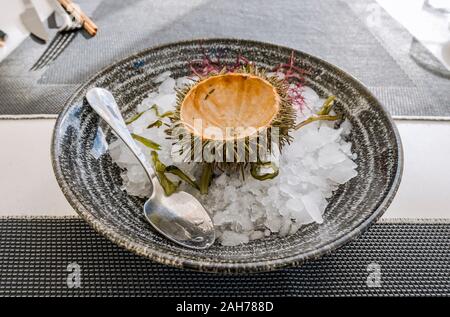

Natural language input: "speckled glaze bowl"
[52,39,403,273]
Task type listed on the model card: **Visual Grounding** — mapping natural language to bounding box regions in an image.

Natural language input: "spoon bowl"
[144,189,215,249]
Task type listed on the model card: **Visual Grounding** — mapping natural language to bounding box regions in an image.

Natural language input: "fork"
[30,31,78,70]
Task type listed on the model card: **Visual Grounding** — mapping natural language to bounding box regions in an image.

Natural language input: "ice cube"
[279,183,297,198]
[152,93,176,112]
[220,231,250,246]
[301,86,320,108]
[249,231,265,240]
[301,193,324,224]
[158,77,176,94]
[326,160,358,184]
[264,214,283,232]
[279,220,291,237]
[153,71,172,83]
[318,143,347,168]
[286,197,302,212]
[175,76,195,88]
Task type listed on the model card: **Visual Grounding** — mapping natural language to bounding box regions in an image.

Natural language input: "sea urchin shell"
[169,66,296,168]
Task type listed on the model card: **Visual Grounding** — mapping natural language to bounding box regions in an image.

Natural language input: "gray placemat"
[0,218,448,297]
[0,0,449,117]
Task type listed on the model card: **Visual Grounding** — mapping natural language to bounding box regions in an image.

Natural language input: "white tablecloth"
[0,118,449,219]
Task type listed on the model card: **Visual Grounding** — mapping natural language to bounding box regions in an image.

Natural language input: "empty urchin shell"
[167,65,296,172]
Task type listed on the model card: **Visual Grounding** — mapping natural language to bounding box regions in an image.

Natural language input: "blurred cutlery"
[30,0,97,70]
[20,0,49,43]
[0,30,7,47]
[30,31,77,70]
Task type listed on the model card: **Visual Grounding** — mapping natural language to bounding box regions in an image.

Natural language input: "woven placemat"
[0,218,448,297]
[0,0,449,117]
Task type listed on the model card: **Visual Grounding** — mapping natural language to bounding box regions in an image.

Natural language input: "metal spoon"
[86,88,215,249]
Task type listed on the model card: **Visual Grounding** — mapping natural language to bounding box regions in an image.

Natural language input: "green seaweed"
[199,163,213,195]
[250,162,279,181]
[146,120,164,129]
[165,165,199,190]
[317,95,336,115]
[295,95,341,130]
[150,151,180,196]
[125,111,146,125]
[150,104,174,118]
[131,133,161,150]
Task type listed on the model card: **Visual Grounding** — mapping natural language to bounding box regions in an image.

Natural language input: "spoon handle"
[86,88,156,182]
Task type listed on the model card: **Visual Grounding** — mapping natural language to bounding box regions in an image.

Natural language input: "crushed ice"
[108,73,358,246]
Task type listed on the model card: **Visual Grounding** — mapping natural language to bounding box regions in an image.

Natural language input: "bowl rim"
[51,38,404,273]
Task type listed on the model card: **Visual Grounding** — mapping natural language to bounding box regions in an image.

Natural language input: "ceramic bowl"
[51,39,403,273]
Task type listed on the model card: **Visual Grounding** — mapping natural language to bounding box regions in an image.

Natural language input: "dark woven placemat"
[0,218,448,297]
[0,0,449,117]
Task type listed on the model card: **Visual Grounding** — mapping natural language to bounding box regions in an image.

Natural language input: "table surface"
[0,0,53,63]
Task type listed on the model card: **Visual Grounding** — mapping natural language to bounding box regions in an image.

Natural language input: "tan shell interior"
[180,73,280,141]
